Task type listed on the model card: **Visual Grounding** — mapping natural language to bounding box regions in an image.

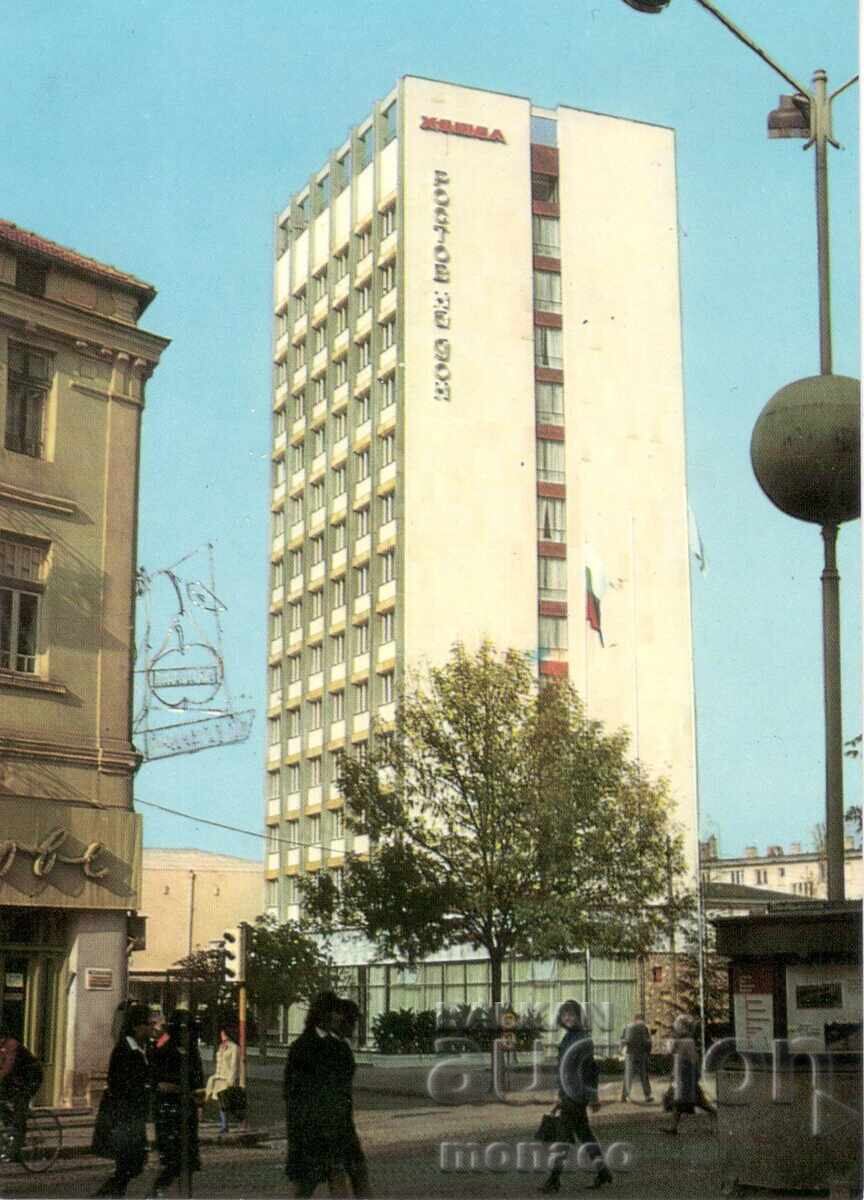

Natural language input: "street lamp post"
[620,0,860,903]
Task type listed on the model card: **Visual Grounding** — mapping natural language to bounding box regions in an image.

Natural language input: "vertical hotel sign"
[431,170,451,402]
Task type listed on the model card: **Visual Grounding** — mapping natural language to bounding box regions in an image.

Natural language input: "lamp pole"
[620,0,860,903]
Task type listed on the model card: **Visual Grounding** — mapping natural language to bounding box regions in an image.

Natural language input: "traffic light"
[222,923,249,983]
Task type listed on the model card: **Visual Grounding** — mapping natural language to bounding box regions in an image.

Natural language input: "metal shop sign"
[420,116,505,143]
[432,170,452,402]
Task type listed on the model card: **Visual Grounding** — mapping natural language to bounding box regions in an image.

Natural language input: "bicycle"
[0,1099,62,1173]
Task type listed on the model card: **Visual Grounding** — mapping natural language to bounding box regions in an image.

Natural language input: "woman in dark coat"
[91,1004,152,1197]
[149,1009,205,1195]
[540,999,613,1193]
[283,991,355,1198]
[331,999,369,1197]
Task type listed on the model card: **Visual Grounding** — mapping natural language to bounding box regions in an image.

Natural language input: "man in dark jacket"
[92,1004,151,1197]
[620,1013,653,1102]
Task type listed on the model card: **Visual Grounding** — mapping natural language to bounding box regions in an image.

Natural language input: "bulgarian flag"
[584,544,607,646]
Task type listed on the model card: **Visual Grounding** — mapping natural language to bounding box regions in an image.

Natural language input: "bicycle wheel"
[20,1111,61,1173]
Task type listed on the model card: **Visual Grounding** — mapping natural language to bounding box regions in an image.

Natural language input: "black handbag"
[219,1085,247,1120]
[90,1090,115,1159]
[536,1105,561,1142]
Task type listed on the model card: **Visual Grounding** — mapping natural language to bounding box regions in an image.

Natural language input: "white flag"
[688,507,707,575]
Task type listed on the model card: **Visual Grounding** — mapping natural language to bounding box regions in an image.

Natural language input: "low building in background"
[129,848,263,1013]
[700,834,862,900]
[0,220,168,1105]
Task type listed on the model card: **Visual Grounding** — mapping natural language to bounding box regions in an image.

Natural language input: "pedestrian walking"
[91,1004,151,1198]
[331,999,370,1198]
[204,1025,240,1135]
[539,1000,613,1193]
[0,1025,43,1161]
[148,1009,205,1196]
[619,1013,653,1102]
[661,1015,716,1134]
[284,991,355,1198]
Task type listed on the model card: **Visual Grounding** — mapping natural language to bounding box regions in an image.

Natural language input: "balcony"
[379,287,397,322]
[292,364,308,392]
[353,711,370,735]
[285,791,301,814]
[269,635,283,661]
[311,347,328,379]
[355,251,374,284]
[378,344,398,375]
[354,309,373,341]
[379,460,397,488]
[292,313,308,343]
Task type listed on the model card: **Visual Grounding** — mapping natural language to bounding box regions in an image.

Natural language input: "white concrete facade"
[266,77,698,923]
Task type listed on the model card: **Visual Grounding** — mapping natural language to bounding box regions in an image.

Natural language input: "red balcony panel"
[534,310,562,330]
[538,541,567,559]
[531,145,559,174]
[539,600,568,618]
[535,367,564,384]
[532,200,560,218]
[539,659,568,678]
[536,424,565,441]
[537,481,566,499]
[533,256,561,274]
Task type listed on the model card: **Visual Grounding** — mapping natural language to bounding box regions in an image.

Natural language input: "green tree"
[301,641,686,1006]
[246,915,341,1021]
[170,948,233,1044]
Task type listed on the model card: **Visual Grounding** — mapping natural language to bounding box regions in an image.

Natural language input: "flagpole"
[686,509,708,1060]
[630,515,641,763]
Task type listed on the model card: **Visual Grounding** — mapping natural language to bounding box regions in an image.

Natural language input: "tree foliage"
[301,641,687,1004]
[246,915,341,1014]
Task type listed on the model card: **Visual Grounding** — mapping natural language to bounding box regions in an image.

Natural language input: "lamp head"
[620,0,672,11]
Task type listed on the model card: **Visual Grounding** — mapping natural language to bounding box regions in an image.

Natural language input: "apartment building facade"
[701,835,863,900]
[265,77,698,937]
[0,220,168,1103]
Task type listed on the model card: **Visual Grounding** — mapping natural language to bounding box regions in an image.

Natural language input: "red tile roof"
[0,219,155,301]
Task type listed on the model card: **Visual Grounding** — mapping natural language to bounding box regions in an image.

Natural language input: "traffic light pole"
[238,979,248,1091]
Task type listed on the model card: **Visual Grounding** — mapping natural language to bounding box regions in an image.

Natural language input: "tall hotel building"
[265,78,698,933]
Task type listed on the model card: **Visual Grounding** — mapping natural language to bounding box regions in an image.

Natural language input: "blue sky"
[3,0,859,862]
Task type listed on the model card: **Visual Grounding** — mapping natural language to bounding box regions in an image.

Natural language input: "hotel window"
[539,557,567,600]
[356,392,370,423]
[356,506,370,537]
[269,612,282,641]
[332,690,345,721]
[331,748,345,786]
[380,432,395,465]
[380,491,395,524]
[296,195,309,231]
[331,468,346,500]
[358,125,374,169]
[381,205,396,238]
[534,270,562,314]
[380,609,394,643]
[534,326,563,370]
[271,560,284,589]
[275,361,288,389]
[289,601,302,630]
[380,262,396,293]
[381,550,395,583]
[310,590,324,620]
[290,549,303,577]
[357,283,371,314]
[290,494,303,524]
[539,615,568,650]
[309,642,323,673]
[1,538,46,674]
[309,699,322,729]
[332,522,346,552]
[336,150,351,194]
[309,754,323,787]
[267,770,281,801]
[355,448,370,481]
[332,410,347,441]
[382,101,397,147]
[381,671,394,704]
[313,270,328,301]
[316,173,330,212]
[332,632,345,663]
[331,808,345,839]
[355,740,369,764]
[291,441,304,471]
[313,426,326,457]
[332,576,346,607]
[335,249,349,279]
[355,564,369,595]
[357,339,371,369]
[356,227,371,258]
[380,374,396,409]
[273,509,285,539]
[288,653,301,682]
[536,381,564,424]
[334,358,348,387]
[286,814,300,843]
[293,391,305,420]
[313,325,327,354]
[278,220,291,256]
[354,680,369,711]
[307,812,321,841]
[310,480,325,510]
[313,376,327,406]
[380,319,396,350]
[287,708,301,737]
[538,497,566,542]
[532,214,560,257]
[755,869,768,884]
[532,173,559,203]
[274,409,286,437]
[274,459,286,487]
[268,716,281,746]
[334,303,349,335]
[729,870,743,884]
[355,622,369,654]
[294,288,308,317]
[537,439,566,484]
[285,876,298,904]
[294,341,306,368]
[310,536,325,566]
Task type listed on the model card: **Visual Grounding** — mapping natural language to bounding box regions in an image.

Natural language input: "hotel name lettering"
[0,827,108,881]
[432,170,452,402]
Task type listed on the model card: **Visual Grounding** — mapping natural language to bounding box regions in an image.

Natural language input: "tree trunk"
[489,952,504,1010]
